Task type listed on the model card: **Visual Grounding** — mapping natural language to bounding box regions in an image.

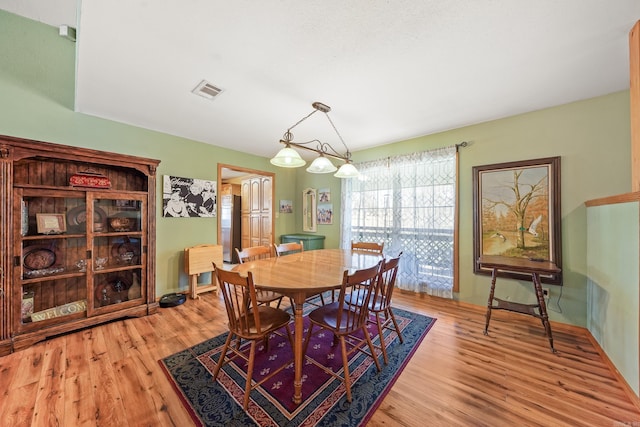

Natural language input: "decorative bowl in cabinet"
[108,217,134,232]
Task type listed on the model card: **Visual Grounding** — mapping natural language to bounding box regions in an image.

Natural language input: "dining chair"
[235,246,285,308]
[273,240,304,256]
[274,241,326,307]
[351,241,384,254]
[212,263,293,410]
[302,261,383,402]
[366,252,404,365]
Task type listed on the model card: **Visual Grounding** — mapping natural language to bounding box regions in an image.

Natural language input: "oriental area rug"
[159,305,435,427]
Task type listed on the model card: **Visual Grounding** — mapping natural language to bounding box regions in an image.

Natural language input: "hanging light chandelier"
[269,102,360,178]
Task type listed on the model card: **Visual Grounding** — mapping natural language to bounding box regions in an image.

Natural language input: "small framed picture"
[317,203,333,225]
[36,213,67,234]
[279,200,293,213]
[319,188,331,202]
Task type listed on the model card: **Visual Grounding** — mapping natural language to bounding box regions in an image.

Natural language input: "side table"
[477,255,561,353]
[184,244,222,299]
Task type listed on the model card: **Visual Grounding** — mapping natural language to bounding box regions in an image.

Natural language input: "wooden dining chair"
[236,245,273,261]
[212,263,293,410]
[367,252,404,364]
[235,246,285,308]
[302,261,383,402]
[273,240,304,256]
[274,241,326,306]
[351,241,384,254]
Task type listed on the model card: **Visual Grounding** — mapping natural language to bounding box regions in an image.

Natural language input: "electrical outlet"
[542,287,550,303]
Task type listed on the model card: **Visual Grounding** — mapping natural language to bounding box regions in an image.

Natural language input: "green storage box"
[281,234,325,251]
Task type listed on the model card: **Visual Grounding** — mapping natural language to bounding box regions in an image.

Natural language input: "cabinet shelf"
[21,233,86,240]
[93,264,141,273]
[94,231,143,237]
[21,270,87,283]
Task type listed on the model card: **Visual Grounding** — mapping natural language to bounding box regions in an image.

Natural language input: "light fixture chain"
[324,113,351,158]
[287,109,319,133]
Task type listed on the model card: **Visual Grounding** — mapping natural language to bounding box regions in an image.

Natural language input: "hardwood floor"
[0,290,638,426]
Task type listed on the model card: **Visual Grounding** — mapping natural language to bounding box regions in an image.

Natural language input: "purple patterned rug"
[159,305,435,426]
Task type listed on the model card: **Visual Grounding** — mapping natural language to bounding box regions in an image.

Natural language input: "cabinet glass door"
[88,195,146,314]
[17,191,88,328]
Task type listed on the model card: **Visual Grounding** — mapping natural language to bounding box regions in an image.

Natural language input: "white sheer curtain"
[341,146,457,298]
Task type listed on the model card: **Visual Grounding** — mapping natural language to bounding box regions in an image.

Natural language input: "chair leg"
[213,333,234,380]
[302,323,314,357]
[284,324,294,347]
[363,327,382,372]
[388,307,404,343]
[339,336,352,403]
[374,312,388,365]
[243,340,257,410]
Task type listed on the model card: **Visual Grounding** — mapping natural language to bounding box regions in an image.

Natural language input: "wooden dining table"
[233,248,383,404]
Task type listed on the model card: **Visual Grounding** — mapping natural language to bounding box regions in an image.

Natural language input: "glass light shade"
[334,162,360,178]
[306,155,337,173]
[270,146,306,168]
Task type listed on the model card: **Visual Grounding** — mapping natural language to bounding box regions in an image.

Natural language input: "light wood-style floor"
[0,290,638,426]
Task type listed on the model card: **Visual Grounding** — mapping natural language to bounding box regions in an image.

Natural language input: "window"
[341,146,457,298]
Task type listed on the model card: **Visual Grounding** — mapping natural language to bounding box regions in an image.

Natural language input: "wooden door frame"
[217,163,275,249]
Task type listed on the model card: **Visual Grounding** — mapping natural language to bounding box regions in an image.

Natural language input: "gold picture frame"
[36,213,67,234]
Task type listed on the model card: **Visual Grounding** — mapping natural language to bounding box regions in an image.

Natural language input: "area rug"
[159,305,435,427]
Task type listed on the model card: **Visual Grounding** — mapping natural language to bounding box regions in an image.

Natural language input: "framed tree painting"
[473,156,562,284]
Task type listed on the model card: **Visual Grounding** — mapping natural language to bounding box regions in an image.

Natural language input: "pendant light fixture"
[269,102,359,178]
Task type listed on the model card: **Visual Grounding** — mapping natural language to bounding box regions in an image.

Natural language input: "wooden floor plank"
[30,340,66,426]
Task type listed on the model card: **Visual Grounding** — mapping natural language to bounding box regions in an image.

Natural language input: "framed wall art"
[162,175,216,218]
[473,156,562,284]
[279,200,293,213]
[319,188,331,203]
[317,203,333,225]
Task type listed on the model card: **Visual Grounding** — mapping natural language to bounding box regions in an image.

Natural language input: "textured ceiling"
[1,0,639,160]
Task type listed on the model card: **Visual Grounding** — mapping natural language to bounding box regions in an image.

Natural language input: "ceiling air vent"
[192,80,223,100]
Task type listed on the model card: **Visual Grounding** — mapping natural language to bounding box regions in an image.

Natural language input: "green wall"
[1,10,633,327]
[587,201,639,395]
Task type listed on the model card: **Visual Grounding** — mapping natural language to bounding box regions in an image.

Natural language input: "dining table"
[233,248,383,404]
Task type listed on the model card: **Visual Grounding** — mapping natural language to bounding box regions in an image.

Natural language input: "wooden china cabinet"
[0,135,160,354]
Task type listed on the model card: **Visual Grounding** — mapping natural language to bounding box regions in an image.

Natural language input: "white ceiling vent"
[192,80,223,100]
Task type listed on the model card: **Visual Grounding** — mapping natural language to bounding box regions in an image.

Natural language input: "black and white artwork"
[163,175,217,218]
